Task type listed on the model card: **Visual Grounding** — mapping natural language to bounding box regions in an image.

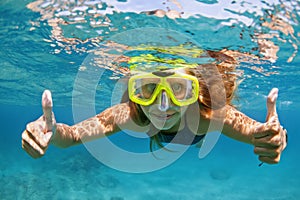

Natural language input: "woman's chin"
[152,122,172,130]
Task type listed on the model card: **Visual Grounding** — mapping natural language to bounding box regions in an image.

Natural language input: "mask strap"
[158,90,169,111]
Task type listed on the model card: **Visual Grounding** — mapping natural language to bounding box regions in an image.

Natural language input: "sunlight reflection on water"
[0,0,299,110]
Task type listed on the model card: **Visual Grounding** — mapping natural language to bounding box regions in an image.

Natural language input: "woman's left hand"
[252,88,287,164]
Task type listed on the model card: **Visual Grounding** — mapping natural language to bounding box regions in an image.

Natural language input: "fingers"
[254,88,280,138]
[26,122,52,148]
[42,90,54,132]
[254,146,281,157]
[22,121,53,158]
[258,155,281,164]
[267,88,278,104]
[253,127,287,165]
[253,121,280,139]
[22,138,43,158]
[254,142,282,164]
[253,132,282,148]
[22,130,47,158]
[266,88,278,122]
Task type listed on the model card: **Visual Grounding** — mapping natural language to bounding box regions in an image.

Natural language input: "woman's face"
[140,90,189,130]
[134,68,193,130]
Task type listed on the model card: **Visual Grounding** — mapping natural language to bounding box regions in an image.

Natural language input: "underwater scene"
[0,0,300,199]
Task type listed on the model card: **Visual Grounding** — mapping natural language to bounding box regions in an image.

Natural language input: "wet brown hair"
[187,50,238,116]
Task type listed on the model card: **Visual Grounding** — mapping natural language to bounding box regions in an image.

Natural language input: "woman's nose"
[157,90,169,111]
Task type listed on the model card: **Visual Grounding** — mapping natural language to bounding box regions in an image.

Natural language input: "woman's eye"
[144,83,156,93]
[172,83,182,92]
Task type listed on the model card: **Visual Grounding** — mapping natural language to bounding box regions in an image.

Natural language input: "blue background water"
[0,0,300,199]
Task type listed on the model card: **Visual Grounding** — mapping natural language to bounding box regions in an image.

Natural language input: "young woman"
[21,48,287,165]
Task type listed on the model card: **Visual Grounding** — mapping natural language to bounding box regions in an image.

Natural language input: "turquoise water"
[1,0,300,199]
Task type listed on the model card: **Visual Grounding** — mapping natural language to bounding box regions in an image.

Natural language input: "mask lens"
[129,73,199,106]
[132,77,160,101]
[167,77,195,101]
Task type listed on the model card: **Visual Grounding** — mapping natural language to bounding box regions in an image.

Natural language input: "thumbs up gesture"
[22,90,56,158]
[253,88,287,164]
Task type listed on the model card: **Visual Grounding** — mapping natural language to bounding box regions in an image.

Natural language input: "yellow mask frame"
[128,71,199,107]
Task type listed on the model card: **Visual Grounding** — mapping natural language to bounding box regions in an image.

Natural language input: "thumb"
[42,90,54,133]
[266,88,278,122]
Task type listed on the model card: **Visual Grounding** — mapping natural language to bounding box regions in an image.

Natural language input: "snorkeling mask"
[126,44,206,108]
[128,70,199,107]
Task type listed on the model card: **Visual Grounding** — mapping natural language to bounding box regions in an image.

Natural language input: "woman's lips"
[150,112,176,120]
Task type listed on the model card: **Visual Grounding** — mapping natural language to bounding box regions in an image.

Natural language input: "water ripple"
[0,0,299,110]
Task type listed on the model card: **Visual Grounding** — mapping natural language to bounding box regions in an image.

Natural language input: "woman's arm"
[51,103,133,148]
[221,105,259,144]
[22,90,141,158]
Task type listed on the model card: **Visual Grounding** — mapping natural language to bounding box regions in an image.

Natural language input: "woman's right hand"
[22,90,56,158]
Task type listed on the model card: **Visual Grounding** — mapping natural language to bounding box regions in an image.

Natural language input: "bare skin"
[22,89,287,164]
